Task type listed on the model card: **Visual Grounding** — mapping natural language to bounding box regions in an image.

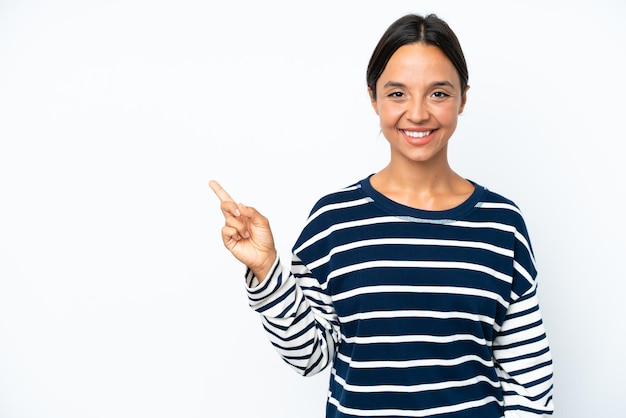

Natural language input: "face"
[370,43,468,167]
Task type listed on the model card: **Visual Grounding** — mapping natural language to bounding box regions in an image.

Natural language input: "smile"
[402,130,432,138]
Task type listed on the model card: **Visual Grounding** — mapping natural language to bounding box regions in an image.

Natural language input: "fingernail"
[243,231,250,239]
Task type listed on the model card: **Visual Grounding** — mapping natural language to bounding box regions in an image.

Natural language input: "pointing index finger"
[208,179,235,203]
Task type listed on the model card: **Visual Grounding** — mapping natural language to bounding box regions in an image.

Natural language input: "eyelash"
[386,91,450,99]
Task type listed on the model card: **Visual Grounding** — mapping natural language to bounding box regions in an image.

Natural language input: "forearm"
[245,255,339,376]
[494,286,555,416]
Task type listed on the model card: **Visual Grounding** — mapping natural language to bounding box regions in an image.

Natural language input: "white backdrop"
[1,1,624,417]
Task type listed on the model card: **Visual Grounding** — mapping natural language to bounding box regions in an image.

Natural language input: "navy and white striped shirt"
[246,175,554,417]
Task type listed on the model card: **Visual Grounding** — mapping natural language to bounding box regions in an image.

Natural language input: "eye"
[387,91,405,98]
[432,91,450,99]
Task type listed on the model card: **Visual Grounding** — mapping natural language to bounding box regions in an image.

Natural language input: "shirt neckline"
[359,174,485,220]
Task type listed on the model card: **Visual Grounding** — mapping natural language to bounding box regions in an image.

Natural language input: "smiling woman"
[368,42,471,210]
[3,1,626,417]
[210,13,555,418]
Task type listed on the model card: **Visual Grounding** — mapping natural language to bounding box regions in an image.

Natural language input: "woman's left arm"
[489,201,556,416]
[493,282,555,417]
[493,209,555,417]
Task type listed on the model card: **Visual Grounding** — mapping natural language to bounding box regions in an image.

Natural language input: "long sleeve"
[244,254,340,376]
[493,283,554,416]
[492,206,555,416]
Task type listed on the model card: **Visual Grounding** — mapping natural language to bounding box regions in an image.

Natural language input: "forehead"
[378,43,460,85]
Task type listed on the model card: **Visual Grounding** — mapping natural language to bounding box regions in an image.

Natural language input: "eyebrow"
[383,80,457,89]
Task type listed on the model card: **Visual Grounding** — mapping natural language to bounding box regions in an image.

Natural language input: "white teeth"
[403,130,431,138]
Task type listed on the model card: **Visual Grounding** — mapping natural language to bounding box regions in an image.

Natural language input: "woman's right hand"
[209,180,277,282]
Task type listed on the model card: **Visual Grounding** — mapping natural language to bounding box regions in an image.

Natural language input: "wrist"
[252,251,278,283]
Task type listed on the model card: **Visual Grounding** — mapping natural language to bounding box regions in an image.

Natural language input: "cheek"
[378,106,401,126]
[435,106,460,127]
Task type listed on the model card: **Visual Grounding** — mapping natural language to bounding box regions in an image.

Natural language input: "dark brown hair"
[366,14,469,100]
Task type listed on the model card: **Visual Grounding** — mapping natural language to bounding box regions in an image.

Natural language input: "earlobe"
[368,87,379,115]
[458,84,470,114]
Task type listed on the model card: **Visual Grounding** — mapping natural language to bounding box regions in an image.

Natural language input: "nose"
[406,97,429,122]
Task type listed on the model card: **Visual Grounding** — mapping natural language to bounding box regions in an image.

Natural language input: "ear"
[368,87,379,115]
[458,84,470,114]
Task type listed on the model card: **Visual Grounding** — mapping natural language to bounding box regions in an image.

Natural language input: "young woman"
[210,13,555,418]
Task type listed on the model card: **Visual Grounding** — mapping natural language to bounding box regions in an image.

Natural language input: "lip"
[401,129,436,146]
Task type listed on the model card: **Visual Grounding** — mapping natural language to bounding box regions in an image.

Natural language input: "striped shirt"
[246,176,554,417]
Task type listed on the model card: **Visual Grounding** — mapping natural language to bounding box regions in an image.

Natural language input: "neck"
[370,160,473,211]
[380,152,458,188]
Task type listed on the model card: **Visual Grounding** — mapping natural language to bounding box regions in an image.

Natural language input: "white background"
[1,0,624,417]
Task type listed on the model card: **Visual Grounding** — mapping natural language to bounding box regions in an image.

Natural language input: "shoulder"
[307,178,369,216]
[475,184,520,208]
[293,176,373,248]
[471,183,533,239]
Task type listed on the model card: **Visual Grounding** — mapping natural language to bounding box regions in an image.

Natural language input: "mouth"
[400,129,436,146]
[401,129,433,138]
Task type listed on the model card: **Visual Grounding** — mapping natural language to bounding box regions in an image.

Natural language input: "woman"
[210,13,555,417]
